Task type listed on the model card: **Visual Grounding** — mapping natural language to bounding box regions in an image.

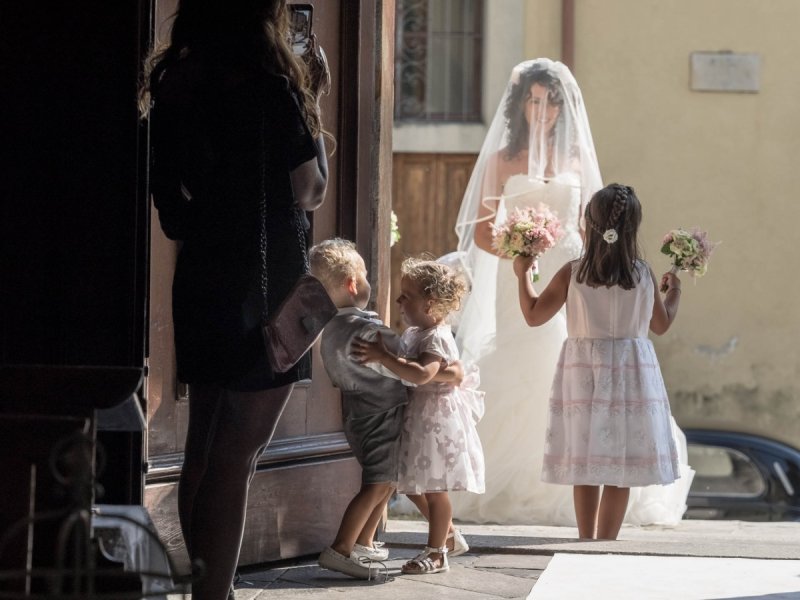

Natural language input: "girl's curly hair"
[401,257,467,320]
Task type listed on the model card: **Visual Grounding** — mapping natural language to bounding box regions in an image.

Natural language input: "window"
[394,0,483,122]
[688,444,767,498]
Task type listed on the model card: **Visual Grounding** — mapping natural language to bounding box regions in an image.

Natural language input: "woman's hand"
[351,333,388,364]
[513,255,536,278]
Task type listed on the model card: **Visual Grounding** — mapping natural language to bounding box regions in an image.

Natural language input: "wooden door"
[144,0,396,570]
[390,152,478,331]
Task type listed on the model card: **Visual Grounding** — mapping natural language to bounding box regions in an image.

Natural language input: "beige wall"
[526,0,800,445]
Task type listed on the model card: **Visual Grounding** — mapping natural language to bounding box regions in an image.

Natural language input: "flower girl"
[513,183,684,540]
[352,258,485,574]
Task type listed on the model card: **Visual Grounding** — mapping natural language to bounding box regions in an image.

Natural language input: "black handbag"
[257,112,336,374]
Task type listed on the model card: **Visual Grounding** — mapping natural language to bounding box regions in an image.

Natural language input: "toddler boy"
[310,238,407,580]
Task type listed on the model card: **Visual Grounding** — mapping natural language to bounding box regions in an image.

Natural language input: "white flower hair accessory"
[602,229,618,244]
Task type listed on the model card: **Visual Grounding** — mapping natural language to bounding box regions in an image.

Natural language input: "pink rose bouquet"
[660,227,718,289]
[491,204,563,281]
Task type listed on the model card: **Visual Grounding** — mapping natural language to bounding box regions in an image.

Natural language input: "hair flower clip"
[602,229,619,244]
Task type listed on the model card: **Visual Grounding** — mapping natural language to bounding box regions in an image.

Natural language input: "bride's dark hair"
[139,0,322,138]
[577,184,643,290]
[503,64,565,161]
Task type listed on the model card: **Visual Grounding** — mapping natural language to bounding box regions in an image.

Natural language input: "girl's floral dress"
[397,324,485,494]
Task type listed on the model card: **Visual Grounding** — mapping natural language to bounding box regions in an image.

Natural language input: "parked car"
[684,429,800,521]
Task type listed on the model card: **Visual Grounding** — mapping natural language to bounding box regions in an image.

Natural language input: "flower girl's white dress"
[396,324,485,495]
[450,175,694,525]
[543,260,680,487]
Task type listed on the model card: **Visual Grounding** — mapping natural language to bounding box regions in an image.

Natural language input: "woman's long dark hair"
[576,183,643,290]
[139,0,321,138]
[503,64,565,160]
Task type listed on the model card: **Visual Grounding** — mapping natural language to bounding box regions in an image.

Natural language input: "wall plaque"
[690,51,761,93]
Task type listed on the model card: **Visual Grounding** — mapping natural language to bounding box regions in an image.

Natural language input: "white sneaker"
[352,542,390,561]
[318,547,380,580]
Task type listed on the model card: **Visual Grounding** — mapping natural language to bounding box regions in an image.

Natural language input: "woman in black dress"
[142,1,329,598]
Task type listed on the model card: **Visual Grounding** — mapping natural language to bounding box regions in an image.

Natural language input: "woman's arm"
[290,133,328,211]
[474,201,498,254]
[292,42,331,212]
[514,258,571,326]
[650,269,681,335]
[473,153,506,255]
[351,333,441,385]
[150,104,192,241]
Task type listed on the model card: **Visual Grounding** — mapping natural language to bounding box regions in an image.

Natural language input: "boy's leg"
[596,485,630,540]
[331,482,393,557]
[356,486,394,547]
[573,485,601,539]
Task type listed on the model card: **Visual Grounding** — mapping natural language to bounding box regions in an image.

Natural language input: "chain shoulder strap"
[258,106,312,323]
[258,108,270,324]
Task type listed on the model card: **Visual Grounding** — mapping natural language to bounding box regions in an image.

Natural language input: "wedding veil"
[454,58,603,362]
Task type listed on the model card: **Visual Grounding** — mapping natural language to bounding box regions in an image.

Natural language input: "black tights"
[178,383,293,600]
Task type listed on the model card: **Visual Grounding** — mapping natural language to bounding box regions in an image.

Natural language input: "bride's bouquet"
[660,227,718,290]
[491,204,563,281]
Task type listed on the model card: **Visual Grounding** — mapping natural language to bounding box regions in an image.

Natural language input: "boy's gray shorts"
[343,404,405,485]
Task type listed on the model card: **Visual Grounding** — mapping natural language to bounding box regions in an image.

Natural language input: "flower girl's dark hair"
[577,183,643,290]
[401,257,467,320]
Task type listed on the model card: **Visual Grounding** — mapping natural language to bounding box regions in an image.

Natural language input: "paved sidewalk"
[169,518,800,599]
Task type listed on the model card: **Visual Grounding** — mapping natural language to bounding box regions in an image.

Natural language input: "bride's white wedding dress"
[450,174,694,526]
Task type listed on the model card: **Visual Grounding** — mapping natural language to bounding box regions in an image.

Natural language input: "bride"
[450,58,693,526]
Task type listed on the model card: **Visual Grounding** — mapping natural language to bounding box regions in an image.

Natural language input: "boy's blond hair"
[309,238,362,290]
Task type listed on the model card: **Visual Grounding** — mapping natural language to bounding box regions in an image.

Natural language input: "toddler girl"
[352,258,485,574]
[513,183,683,540]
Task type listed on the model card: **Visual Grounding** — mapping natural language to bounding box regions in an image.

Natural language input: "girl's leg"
[331,482,393,556]
[402,492,451,573]
[573,485,601,539]
[425,492,452,550]
[356,486,395,547]
[186,384,293,600]
[406,493,429,519]
[406,493,458,539]
[596,486,630,540]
